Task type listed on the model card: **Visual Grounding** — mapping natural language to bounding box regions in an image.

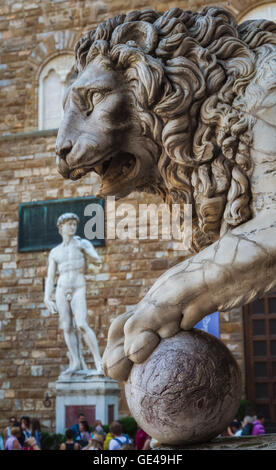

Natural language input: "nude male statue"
[44,212,102,376]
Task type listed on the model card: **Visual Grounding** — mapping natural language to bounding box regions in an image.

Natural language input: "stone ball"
[125,329,242,446]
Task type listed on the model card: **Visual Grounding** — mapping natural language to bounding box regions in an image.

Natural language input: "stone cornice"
[0,128,58,142]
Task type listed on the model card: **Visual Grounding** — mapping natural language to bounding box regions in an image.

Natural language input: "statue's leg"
[75,328,88,370]
[71,287,102,372]
[56,288,82,372]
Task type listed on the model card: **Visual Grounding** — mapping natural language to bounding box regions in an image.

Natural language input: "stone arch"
[238,1,276,21]
[38,54,75,130]
[233,0,276,22]
[22,30,81,131]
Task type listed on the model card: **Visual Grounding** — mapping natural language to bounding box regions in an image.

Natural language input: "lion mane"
[74,6,276,250]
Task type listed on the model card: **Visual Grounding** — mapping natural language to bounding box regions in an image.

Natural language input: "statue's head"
[56,7,276,249]
[56,15,164,200]
[57,212,80,236]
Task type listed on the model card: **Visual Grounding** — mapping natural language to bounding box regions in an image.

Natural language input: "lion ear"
[111,21,158,53]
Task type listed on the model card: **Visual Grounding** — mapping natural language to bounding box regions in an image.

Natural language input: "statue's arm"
[44,251,58,314]
[80,239,102,264]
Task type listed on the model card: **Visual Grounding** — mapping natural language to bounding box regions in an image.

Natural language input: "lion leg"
[180,293,216,330]
[102,310,134,381]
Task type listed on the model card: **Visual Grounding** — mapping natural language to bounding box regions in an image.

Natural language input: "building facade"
[0,0,275,432]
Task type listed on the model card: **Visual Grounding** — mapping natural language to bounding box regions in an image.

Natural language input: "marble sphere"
[125,330,242,445]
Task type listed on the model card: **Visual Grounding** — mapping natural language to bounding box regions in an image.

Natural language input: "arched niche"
[38,54,75,130]
[239,2,276,22]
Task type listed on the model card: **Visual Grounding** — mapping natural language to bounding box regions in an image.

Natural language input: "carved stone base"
[158,434,276,450]
[55,374,120,433]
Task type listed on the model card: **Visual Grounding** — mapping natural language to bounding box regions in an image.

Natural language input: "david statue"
[44,212,103,377]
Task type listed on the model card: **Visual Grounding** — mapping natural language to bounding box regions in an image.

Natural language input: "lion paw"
[102,310,134,381]
[102,344,133,381]
[124,329,160,364]
[102,300,183,381]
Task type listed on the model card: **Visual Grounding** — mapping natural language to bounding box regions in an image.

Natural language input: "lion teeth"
[70,168,86,179]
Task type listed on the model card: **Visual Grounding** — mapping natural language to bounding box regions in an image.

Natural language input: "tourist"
[252,413,266,435]
[83,433,104,450]
[5,426,22,450]
[20,416,32,439]
[108,421,132,450]
[60,429,81,450]
[19,416,32,448]
[24,436,41,450]
[94,420,104,435]
[234,423,243,436]
[135,428,149,450]
[0,433,4,450]
[31,418,42,449]
[71,413,86,441]
[3,416,17,445]
[241,416,253,436]
[226,419,241,436]
[241,408,256,436]
[103,430,113,450]
[75,421,91,448]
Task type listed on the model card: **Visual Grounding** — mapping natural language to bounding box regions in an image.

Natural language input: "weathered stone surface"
[125,330,242,445]
[158,434,276,450]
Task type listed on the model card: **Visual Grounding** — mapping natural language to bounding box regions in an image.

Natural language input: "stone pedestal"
[55,373,120,433]
[158,434,276,450]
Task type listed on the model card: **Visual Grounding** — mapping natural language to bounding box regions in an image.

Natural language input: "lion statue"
[56,7,276,381]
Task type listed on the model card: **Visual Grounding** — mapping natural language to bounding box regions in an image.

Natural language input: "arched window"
[38,54,75,130]
[239,2,276,22]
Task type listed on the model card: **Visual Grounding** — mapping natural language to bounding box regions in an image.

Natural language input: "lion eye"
[83,91,104,117]
[92,92,104,107]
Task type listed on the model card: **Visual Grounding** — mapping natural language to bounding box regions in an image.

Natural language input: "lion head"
[56,6,276,250]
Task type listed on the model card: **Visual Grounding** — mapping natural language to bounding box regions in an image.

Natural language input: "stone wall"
[0,0,265,431]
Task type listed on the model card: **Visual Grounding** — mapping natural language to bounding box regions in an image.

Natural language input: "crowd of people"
[60,413,155,450]
[226,410,266,437]
[0,408,267,451]
[1,416,41,450]
[0,413,155,451]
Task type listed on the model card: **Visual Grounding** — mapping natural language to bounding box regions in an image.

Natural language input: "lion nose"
[56,140,73,160]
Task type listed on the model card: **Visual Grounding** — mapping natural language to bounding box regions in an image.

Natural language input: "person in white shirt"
[108,422,131,450]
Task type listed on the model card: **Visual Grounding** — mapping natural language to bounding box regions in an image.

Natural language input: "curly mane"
[74,7,276,250]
